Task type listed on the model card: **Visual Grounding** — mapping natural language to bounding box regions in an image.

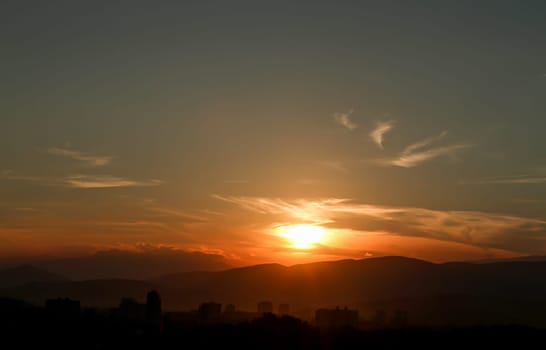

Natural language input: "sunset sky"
[2,1,546,266]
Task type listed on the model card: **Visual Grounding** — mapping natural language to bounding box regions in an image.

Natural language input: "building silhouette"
[389,309,409,328]
[370,309,387,328]
[146,290,162,322]
[198,302,222,322]
[315,307,359,328]
[146,290,162,334]
[224,304,236,314]
[278,303,290,315]
[119,297,146,322]
[257,301,273,315]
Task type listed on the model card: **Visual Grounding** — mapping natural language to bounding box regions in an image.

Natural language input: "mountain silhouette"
[33,248,233,280]
[0,265,67,288]
[472,255,546,264]
[152,256,546,307]
[2,256,546,326]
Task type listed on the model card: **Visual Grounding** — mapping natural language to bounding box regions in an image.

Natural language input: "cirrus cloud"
[333,109,357,130]
[369,120,395,149]
[214,195,546,254]
[46,147,112,167]
[379,131,470,168]
[63,174,162,189]
[460,175,546,185]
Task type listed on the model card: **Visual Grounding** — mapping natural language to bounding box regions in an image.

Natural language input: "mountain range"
[0,265,66,288]
[2,256,546,326]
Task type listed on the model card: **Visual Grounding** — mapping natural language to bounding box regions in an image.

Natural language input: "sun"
[278,224,325,249]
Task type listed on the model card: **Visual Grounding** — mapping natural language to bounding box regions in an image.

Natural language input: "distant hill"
[3,256,546,326]
[152,256,546,309]
[0,265,67,288]
[0,279,154,307]
[34,248,234,280]
[472,255,546,264]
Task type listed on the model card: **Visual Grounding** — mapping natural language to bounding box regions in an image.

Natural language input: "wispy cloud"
[389,144,469,168]
[1,170,43,182]
[47,147,112,167]
[63,175,162,189]
[15,207,37,212]
[333,109,357,130]
[214,196,546,254]
[369,120,395,149]
[461,175,546,185]
[2,170,161,189]
[94,220,175,232]
[380,131,470,168]
[401,131,448,156]
[149,206,210,222]
[214,195,372,224]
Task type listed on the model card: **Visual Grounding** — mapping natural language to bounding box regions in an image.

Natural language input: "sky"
[1,1,546,266]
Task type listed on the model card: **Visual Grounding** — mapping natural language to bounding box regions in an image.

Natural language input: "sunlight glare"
[278,224,325,249]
